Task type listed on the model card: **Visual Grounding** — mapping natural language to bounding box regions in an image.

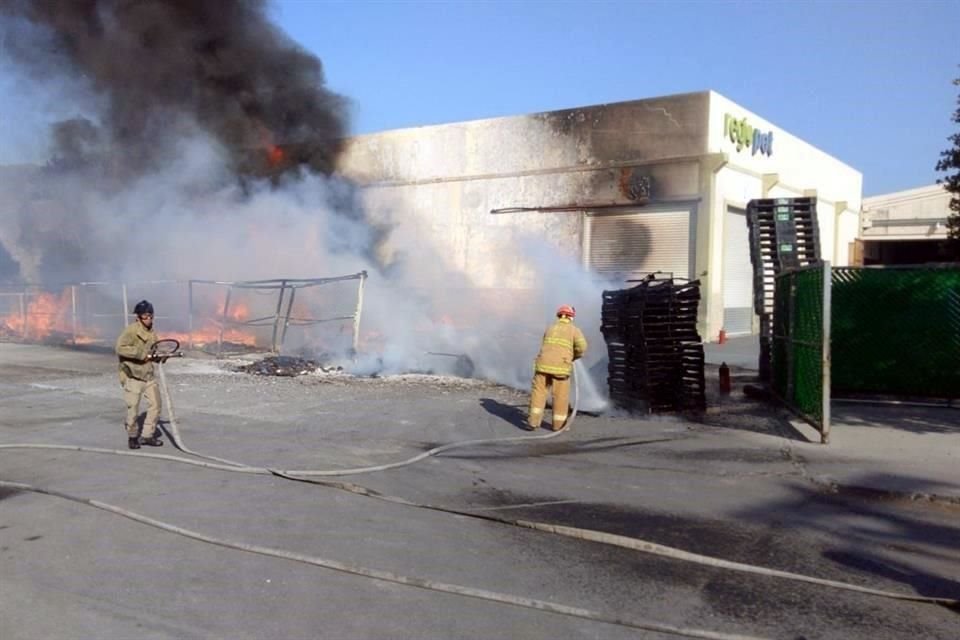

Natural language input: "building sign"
[724,113,773,157]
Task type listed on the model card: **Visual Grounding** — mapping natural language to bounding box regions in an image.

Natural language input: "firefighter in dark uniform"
[527,305,588,431]
[115,300,163,449]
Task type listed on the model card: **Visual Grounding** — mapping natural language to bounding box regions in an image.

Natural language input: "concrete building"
[339,90,862,341]
[859,184,953,265]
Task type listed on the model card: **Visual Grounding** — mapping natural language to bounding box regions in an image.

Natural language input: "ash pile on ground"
[236,355,343,377]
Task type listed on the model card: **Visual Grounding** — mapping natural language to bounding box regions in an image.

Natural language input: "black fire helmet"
[133,300,154,317]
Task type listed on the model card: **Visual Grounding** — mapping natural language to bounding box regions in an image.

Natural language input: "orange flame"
[162,327,258,348]
[267,144,285,167]
[0,288,259,349]
[228,302,250,322]
[0,290,100,343]
[162,298,257,348]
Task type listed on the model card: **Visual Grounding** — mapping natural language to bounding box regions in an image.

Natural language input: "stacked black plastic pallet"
[746,197,821,381]
[601,275,705,413]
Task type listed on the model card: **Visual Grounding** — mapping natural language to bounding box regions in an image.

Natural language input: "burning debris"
[0,289,87,343]
[1,273,366,362]
[237,355,343,377]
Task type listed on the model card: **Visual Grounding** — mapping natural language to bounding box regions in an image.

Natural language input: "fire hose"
[0,477,763,640]
[156,356,579,475]
[1,356,957,638]
[2,362,774,640]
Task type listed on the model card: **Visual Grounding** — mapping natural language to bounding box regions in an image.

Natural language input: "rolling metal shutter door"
[722,207,754,335]
[587,209,691,281]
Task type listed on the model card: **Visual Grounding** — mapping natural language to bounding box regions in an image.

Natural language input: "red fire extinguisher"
[719,362,731,395]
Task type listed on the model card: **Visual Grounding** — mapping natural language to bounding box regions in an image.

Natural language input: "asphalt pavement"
[706,335,959,503]
[1,343,958,639]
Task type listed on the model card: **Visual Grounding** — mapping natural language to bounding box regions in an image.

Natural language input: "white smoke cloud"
[1,125,615,413]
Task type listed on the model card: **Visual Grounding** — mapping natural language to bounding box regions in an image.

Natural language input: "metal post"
[70,285,78,344]
[270,280,287,354]
[821,262,832,444]
[19,292,26,340]
[352,271,367,358]
[279,286,297,353]
[121,284,129,330]
[187,280,195,350]
[217,286,233,358]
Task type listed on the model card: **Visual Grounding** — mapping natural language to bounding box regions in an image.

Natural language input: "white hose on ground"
[2,361,957,608]
[0,479,767,640]
[156,363,248,468]
[152,360,580,475]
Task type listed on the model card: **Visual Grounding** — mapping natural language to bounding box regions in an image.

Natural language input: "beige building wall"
[707,91,862,259]
[703,92,862,339]
[340,92,712,291]
[861,184,952,240]
[338,90,862,342]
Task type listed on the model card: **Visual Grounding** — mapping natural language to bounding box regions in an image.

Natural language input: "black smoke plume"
[0,0,400,285]
[1,0,347,178]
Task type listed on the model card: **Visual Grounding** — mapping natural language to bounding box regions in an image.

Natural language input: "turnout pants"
[527,372,571,430]
[123,377,161,438]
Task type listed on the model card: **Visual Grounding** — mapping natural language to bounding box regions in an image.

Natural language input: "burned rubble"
[236,355,343,377]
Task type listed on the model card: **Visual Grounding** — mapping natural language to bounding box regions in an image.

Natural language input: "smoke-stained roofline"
[348,90,712,140]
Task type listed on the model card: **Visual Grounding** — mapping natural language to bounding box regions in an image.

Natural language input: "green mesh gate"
[772,263,831,443]
[832,266,960,399]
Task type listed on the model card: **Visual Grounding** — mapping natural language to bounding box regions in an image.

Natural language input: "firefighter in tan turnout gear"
[527,305,588,431]
[115,300,164,450]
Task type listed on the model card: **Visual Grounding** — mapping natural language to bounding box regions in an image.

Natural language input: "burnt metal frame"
[188,272,367,357]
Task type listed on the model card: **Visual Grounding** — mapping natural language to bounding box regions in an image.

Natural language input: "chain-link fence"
[772,262,831,443]
[0,273,367,357]
[832,266,960,399]
[75,281,190,344]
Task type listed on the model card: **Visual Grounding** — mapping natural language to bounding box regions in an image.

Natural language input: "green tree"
[935,75,960,256]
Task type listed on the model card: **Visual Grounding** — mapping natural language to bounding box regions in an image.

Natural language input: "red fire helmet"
[556,304,576,318]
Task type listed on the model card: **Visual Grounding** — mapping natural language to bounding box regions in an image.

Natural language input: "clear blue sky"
[0,1,956,196]
[272,0,959,196]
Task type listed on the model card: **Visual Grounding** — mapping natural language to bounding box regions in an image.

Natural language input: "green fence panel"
[831,267,960,399]
[773,263,831,442]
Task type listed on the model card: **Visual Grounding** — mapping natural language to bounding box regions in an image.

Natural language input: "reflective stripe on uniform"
[530,408,543,414]
[536,364,571,375]
[534,318,581,376]
[553,414,567,422]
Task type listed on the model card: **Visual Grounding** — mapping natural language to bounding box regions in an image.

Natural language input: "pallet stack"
[601,275,706,413]
[746,197,822,381]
